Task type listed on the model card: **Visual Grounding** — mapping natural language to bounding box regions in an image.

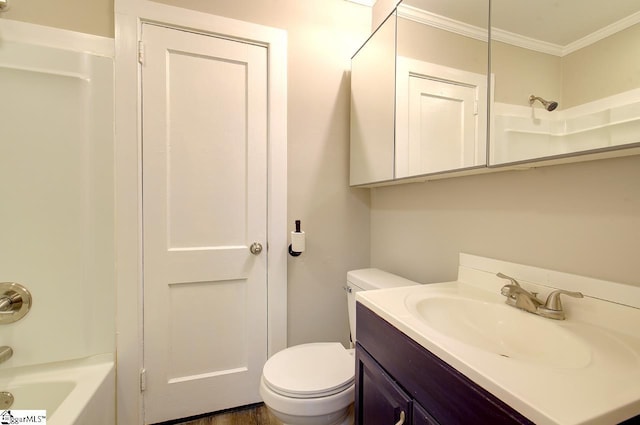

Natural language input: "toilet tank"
[346,268,419,343]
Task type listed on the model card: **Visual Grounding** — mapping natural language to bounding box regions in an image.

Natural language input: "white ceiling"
[403,0,640,47]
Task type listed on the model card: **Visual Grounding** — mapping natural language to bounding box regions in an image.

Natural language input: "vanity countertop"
[357,255,640,425]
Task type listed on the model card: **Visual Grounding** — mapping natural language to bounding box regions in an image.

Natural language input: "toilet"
[259,268,419,425]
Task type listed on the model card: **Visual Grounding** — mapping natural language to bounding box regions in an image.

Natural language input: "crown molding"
[491,27,563,56]
[397,3,487,42]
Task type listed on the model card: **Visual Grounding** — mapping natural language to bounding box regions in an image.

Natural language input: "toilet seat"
[262,342,354,399]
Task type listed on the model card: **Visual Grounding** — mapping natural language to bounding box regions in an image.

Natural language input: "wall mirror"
[350,0,489,186]
[490,0,640,166]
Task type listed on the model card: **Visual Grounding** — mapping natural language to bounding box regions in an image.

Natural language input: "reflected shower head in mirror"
[529,95,558,111]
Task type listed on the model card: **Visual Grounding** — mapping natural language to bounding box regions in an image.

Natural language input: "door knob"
[249,242,263,255]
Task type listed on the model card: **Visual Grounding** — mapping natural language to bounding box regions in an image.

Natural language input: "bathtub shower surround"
[492,88,640,164]
[0,18,115,423]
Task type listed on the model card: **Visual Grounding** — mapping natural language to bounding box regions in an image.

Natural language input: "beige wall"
[562,23,640,108]
[2,0,113,37]
[151,0,372,347]
[398,17,487,76]
[491,41,562,106]
[371,155,640,287]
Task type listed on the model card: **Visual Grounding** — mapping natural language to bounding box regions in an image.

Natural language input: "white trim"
[397,3,488,43]
[115,2,288,424]
[114,11,144,425]
[0,18,114,57]
[491,27,563,56]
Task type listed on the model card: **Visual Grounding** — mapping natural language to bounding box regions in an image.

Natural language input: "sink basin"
[406,295,592,369]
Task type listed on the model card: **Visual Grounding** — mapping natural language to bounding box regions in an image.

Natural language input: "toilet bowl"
[260,269,419,425]
[259,343,354,425]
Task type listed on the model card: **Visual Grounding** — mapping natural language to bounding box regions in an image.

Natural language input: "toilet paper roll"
[291,231,306,253]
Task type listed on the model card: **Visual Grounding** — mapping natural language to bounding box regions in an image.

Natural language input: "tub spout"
[0,346,12,364]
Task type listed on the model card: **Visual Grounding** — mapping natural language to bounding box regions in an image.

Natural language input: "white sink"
[356,254,640,424]
[405,294,592,368]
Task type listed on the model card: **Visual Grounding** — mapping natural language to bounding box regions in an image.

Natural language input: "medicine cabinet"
[350,0,640,187]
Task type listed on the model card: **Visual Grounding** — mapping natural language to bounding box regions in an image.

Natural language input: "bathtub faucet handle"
[0,293,22,313]
[0,282,32,324]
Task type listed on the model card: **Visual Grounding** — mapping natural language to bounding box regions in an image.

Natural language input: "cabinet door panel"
[356,346,411,425]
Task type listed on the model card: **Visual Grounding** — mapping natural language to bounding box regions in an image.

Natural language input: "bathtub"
[0,353,115,425]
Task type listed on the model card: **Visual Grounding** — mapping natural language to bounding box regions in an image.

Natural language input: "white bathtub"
[0,353,115,425]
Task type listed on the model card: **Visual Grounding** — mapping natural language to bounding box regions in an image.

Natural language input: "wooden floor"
[174,404,282,425]
[165,402,354,425]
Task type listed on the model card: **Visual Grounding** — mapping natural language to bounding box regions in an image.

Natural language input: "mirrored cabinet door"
[489,0,640,166]
[394,0,489,178]
[350,10,397,186]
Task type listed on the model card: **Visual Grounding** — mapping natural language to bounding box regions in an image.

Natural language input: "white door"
[394,56,488,178]
[408,76,478,174]
[141,23,268,424]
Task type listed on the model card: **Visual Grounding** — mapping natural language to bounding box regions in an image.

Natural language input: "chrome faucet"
[497,273,583,320]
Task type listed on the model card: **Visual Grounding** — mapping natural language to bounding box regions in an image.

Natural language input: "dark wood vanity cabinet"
[355,303,534,425]
[357,346,438,425]
[357,347,412,424]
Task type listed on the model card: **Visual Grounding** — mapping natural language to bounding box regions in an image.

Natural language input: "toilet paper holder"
[289,220,305,257]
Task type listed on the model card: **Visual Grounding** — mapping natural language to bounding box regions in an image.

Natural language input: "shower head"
[529,95,558,111]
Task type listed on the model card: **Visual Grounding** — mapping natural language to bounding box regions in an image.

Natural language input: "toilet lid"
[263,342,354,399]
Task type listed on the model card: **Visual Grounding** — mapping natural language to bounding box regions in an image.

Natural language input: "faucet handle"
[543,289,583,311]
[496,273,521,287]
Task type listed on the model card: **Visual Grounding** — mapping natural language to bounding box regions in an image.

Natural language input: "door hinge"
[140,368,147,392]
[138,40,145,65]
[474,98,479,116]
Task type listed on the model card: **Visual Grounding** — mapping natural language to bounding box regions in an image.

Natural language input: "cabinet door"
[413,402,440,425]
[356,346,411,425]
[350,9,396,186]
